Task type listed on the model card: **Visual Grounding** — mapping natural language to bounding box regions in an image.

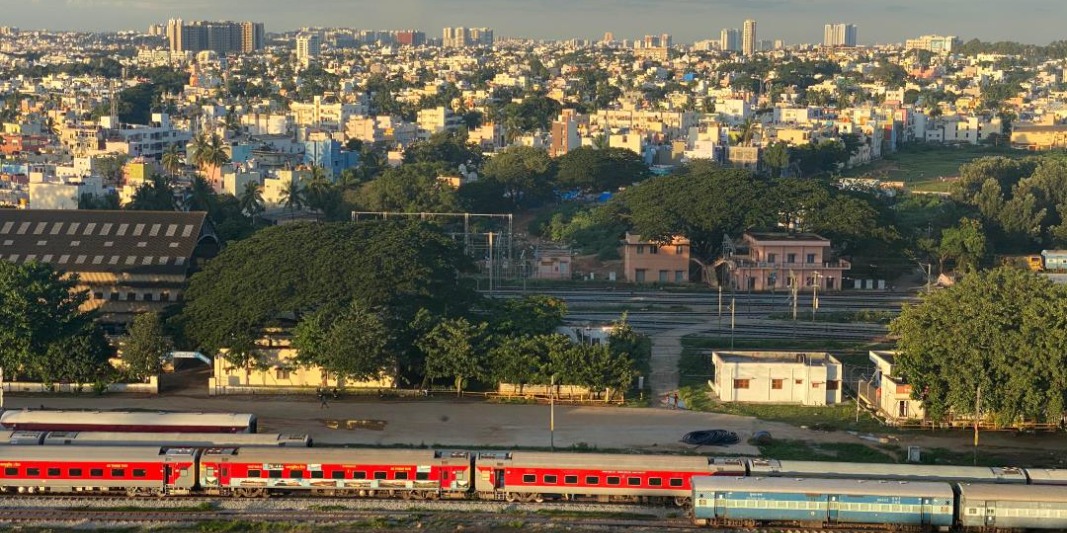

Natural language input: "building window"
[807,253,816,264]
[659,270,668,282]
[143,293,154,302]
[827,380,839,390]
[767,253,776,264]
[675,270,685,282]
[276,368,290,380]
[733,379,750,389]
[636,245,645,254]
[675,246,685,255]
[771,379,784,390]
[161,292,170,302]
[93,292,104,300]
[126,292,136,301]
[110,292,119,301]
[787,253,796,264]
[649,245,658,254]
[635,269,647,283]
[812,382,822,389]
[795,379,803,385]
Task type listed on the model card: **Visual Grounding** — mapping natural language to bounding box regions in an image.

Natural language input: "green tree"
[292,300,393,383]
[402,131,483,171]
[489,336,544,394]
[238,180,264,219]
[481,146,555,208]
[417,317,488,395]
[556,147,650,194]
[939,217,987,273]
[358,162,458,212]
[891,268,1067,425]
[489,295,567,337]
[761,141,791,179]
[0,261,110,384]
[280,179,305,213]
[161,143,183,178]
[121,312,172,382]
[128,175,174,211]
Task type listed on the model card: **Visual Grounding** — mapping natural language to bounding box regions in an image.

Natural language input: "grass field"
[843,144,1024,192]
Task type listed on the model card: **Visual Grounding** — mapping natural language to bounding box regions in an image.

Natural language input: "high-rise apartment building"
[442,27,493,47]
[720,28,741,52]
[742,19,757,56]
[823,23,857,47]
[296,33,322,63]
[394,30,426,46]
[165,19,265,54]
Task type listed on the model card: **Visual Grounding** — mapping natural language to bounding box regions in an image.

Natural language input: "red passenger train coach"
[0,446,197,495]
[473,452,745,505]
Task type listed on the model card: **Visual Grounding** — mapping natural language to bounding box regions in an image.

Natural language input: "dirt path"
[648,324,710,408]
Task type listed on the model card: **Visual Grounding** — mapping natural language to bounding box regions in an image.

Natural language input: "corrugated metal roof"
[0,210,208,275]
[748,459,1026,483]
[0,410,253,428]
[693,476,954,498]
[503,452,712,471]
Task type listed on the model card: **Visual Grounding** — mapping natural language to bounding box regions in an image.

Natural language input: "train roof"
[1024,468,1067,484]
[0,410,255,427]
[747,459,1027,482]
[959,483,1067,503]
[41,432,309,447]
[0,445,195,462]
[481,452,733,471]
[203,448,470,465]
[692,476,955,498]
[0,430,46,444]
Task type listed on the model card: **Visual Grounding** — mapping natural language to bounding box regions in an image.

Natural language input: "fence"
[2,377,158,395]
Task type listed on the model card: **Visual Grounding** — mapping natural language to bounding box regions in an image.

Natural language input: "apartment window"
[649,245,658,254]
[767,253,776,264]
[733,379,750,389]
[787,253,796,264]
[110,292,120,301]
[636,245,645,254]
[659,270,668,282]
[812,382,822,389]
[126,292,136,301]
[827,380,840,391]
[771,379,784,390]
[93,291,104,300]
[544,475,558,484]
[564,475,578,484]
[522,474,536,483]
[675,270,685,282]
[795,379,803,385]
[160,291,171,302]
[143,293,154,302]
[635,269,647,283]
[276,368,291,380]
[807,253,816,264]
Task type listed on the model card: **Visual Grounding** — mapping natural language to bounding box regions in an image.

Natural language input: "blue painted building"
[303,139,359,179]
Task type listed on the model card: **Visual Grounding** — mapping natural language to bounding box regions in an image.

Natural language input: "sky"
[7,0,1067,45]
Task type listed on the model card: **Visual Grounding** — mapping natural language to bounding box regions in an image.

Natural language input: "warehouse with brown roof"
[0,210,218,328]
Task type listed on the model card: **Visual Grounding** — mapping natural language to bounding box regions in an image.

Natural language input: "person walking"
[672,392,680,410]
[318,390,329,409]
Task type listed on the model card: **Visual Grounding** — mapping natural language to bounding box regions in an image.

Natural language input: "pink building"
[532,247,572,280]
[726,232,850,291]
[622,233,691,283]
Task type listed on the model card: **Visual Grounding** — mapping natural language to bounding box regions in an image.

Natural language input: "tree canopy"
[891,268,1067,425]
[555,147,651,194]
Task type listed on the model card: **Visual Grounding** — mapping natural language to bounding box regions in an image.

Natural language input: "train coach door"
[494,469,505,490]
[985,506,996,528]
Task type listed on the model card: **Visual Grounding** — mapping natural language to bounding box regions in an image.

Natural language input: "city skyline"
[5,0,1066,45]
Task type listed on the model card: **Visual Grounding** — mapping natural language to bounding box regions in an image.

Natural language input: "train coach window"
[669,478,683,488]
[47,468,60,477]
[416,472,429,481]
[112,469,125,477]
[311,471,324,479]
[374,472,387,480]
[247,469,261,478]
[26,468,39,476]
[133,469,146,478]
[4,467,17,476]
[353,472,367,480]
[90,469,103,477]
[564,475,578,484]
[607,476,620,485]
[522,474,536,483]
[627,477,641,486]
[649,478,662,487]
[331,471,346,480]
[268,470,282,479]
[585,476,599,485]
[543,475,558,484]
[395,472,408,480]
[288,470,303,479]
[69,468,83,477]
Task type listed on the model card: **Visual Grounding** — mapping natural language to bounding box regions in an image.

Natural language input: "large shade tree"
[890,267,1067,426]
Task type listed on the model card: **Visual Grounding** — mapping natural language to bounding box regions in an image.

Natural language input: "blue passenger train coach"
[691,477,955,530]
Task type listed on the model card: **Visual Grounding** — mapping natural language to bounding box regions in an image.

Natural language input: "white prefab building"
[711,351,843,406]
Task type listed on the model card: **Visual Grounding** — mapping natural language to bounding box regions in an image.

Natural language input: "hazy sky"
[8,0,1067,45]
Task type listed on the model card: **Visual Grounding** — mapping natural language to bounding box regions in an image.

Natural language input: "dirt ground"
[4,394,1065,466]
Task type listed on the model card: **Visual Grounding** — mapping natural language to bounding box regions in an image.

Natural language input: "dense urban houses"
[0,209,218,328]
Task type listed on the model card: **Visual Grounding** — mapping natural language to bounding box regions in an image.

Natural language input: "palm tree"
[161,143,183,180]
[238,180,265,220]
[202,133,230,185]
[189,133,209,170]
[280,179,305,215]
